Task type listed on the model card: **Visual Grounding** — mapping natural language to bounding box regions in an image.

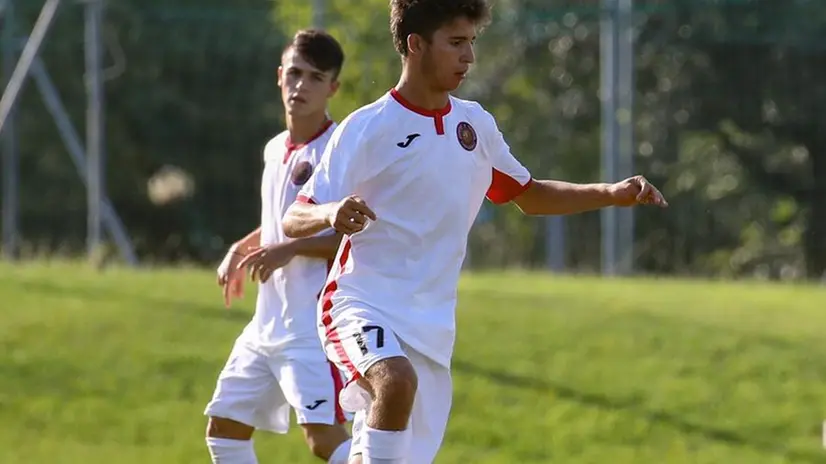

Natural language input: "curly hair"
[389,0,492,56]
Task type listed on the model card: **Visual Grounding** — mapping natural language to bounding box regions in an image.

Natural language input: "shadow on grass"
[452,359,821,463]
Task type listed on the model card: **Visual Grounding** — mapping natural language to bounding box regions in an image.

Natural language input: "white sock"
[361,425,411,464]
[206,437,258,464]
[328,438,352,463]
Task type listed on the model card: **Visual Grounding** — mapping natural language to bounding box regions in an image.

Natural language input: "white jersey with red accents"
[239,120,338,359]
[296,91,532,368]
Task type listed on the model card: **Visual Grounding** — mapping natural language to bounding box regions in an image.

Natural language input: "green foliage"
[12,1,286,261]
[8,0,826,278]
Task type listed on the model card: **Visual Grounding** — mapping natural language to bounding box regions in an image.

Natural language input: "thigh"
[273,357,351,426]
[405,345,453,464]
[204,341,291,434]
[347,346,453,464]
[321,308,407,405]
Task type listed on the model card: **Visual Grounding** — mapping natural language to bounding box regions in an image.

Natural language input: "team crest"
[291,161,313,186]
[456,121,477,151]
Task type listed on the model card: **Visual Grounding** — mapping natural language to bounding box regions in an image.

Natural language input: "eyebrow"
[286,65,326,76]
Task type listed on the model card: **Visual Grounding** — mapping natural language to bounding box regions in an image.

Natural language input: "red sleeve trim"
[485,169,533,204]
[296,194,317,204]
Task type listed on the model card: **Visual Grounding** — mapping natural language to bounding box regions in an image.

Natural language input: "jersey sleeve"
[477,106,533,204]
[297,119,368,205]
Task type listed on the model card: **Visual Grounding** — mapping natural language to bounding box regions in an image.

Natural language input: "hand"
[609,175,669,208]
[217,247,247,308]
[236,243,296,283]
[326,195,377,235]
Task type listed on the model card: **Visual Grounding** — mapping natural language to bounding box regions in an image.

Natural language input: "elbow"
[512,199,542,216]
[517,204,541,216]
[282,213,300,238]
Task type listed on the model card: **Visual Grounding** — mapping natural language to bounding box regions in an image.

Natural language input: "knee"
[302,424,349,460]
[206,416,254,440]
[365,356,418,407]
[305,435,334,460]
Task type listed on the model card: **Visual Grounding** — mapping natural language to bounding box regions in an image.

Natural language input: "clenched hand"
[326,195,377,235]
[609,175,668,208]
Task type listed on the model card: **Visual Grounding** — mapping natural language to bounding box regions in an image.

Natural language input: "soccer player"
[282,1,668,462]
[205,29,352,464]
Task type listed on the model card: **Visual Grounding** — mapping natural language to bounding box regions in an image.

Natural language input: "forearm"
[282,202,334,238]
[288,232,344,260]
[231,227,262,254]
[515,180,614,215]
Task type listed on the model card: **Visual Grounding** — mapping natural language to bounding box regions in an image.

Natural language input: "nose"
[462,43,475,64]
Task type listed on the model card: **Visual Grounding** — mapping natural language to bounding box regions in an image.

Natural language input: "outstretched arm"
[512,175,668,216]
[475,104,667,215]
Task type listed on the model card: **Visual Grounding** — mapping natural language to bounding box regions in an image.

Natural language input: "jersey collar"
[284,119,334,163]
[390,89,451,135]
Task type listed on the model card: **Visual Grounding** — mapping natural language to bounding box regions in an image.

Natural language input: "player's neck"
[395,68,450,111]
[286,111,330,145]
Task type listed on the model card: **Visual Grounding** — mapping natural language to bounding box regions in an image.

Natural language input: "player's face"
[420,17,477,92]
[277,49,339,117]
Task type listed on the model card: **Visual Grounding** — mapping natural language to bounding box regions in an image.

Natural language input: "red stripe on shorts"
[320,238,359,380]
[328,361,347,424]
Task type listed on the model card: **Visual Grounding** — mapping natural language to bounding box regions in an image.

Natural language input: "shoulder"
[263,130,289,161]
[332,93,398,146]
[451,96,497,129]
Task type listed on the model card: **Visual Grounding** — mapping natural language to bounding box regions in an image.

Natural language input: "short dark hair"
[282,29,345,79]
[390,0,491,56]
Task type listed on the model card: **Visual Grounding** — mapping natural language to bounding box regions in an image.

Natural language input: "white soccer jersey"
[296,91,532,368]
[239,120,338,358]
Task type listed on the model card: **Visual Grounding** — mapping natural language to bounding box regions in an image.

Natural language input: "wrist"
[602,183,620,205]
[321,203,338,227]
[229,242,248,256]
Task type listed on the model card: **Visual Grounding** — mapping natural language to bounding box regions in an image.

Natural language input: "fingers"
[231,276,244,299]
[652,188,669,207]
[350,197,377,220]
[635,178,651,202]
[633,176,669,207]
[222,281,231,308]
[259,267,274,283]
[333,196,376,234]
[236,247,265,269]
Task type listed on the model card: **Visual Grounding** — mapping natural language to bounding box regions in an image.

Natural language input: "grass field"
[2,262,826,463]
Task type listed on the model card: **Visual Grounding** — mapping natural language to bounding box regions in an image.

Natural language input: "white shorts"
[321,308,452,464]
[204,340,349,434]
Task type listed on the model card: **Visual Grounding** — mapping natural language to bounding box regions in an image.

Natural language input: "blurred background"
[3,0,824,281]
[4,2,826,463]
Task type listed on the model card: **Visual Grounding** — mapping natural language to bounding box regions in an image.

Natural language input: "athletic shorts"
[321,307,452,463]
[204,340,349,434]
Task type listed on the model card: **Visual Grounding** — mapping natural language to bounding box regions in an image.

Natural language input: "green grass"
[1,261,825,463]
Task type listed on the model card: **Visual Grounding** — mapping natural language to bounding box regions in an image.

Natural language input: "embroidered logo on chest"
[290,160,313,186]
[456,121,477,151]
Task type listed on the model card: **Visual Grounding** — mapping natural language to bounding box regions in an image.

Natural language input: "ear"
[407,33,425,56]
[329,79,340,97]
[276,66,283,86]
